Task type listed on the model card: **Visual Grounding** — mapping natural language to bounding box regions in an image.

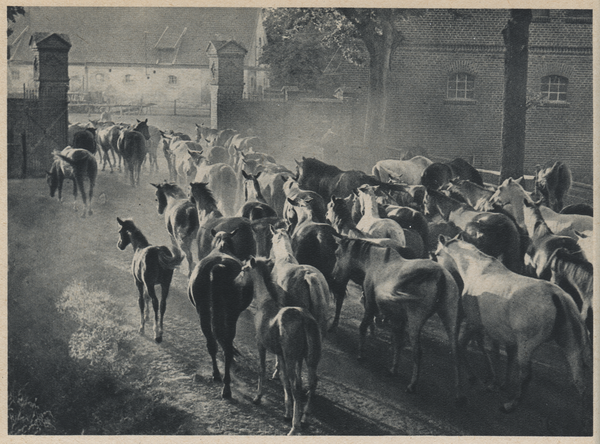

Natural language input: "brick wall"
[334,9,593,184]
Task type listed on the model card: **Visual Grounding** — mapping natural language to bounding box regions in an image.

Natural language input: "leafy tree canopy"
[7,6,25,37]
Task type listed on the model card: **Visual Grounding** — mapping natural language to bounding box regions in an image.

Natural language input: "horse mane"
[301,157,343,178]
[121,219,150,247]
[345,237,395,264]
[523,198,553,238]
[330,198,356,229]
[253,258,281,303]
[190,183,219,211]
[162,182,186,198]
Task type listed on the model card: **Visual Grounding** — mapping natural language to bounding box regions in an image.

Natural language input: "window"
[541,75,568,102]
[124,74,134,83]
[168,75,177,85]
[532,10,550,22]
[565,10,592,23]
[447,73,474,100]
[95,73,104,82]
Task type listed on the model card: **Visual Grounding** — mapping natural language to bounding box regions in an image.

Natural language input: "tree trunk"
[499,9,532,183]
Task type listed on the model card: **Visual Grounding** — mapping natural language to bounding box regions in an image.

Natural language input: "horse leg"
[144,282,162,343]
[405,312,426,394]
[435,291,466,404]
[389,314,406,375]
[502,343,517,391]
[357,285,377,361]
[287,358,303,435]
[327,279,347,333]
[74,174,87,218]
[136,280,146,335]
[500,341,535,413]
[198,312,221,383]
[302,359,318,426]
[221,340,234,399]
[458,322,483,385]
[277,355,294,422]
[253,345,267,404]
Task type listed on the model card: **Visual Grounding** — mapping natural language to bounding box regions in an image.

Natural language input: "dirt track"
[7,124,594,436]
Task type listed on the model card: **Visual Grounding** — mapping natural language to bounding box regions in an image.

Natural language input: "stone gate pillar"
[206,40,247,130]
[29,32,71,153]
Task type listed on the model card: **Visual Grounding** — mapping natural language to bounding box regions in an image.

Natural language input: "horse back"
[449,158,483,186]
[292,223,338,277]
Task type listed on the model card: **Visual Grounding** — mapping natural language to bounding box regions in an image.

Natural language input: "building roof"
[9,7,260,66]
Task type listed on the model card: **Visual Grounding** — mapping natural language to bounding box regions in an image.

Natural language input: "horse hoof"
[221,389,232,400]
[283,415,292,423]
[252,396,262,405]
[154,336,162,344]
[88,209,94,216]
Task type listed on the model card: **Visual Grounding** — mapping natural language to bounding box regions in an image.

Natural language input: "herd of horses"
[47,119,593,434]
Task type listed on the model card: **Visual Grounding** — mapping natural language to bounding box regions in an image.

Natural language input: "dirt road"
[7,145,593,436]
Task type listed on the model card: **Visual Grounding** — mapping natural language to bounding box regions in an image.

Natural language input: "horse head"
[133,119,151,140]
[116,217,137,250]
[211,229,238,254]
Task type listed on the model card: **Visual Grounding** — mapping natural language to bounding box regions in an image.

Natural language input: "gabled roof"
[9,7,260,66]
[206,40,248,55]
[29,32,71,49]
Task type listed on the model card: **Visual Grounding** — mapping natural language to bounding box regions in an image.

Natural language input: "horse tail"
[209,263,232,341]
[304,271,332,334]
[303,312,322,370]
[551,288,593,373]
[549,248,593,317]
[157,246,184,270]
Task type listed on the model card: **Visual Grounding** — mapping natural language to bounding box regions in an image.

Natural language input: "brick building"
[328,9,592,183]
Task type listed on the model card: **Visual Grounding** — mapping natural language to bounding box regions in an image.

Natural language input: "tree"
[499,9,532,182]
[7,6,25,37]
[261,8,424,148]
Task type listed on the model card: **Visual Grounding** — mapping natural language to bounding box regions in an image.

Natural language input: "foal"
[116,218,183,343]
[238,257,322,435]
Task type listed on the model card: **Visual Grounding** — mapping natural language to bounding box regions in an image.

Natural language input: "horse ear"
[287,197,298,206]
[229,228,239,237]
[438,234,448,246]
[150,183,159,188]
[137,119,141,123]
[249,256,256,267]
[117,217,124,226]
[211,229,217,237]
[242,170,250,179]
[515,176,524,184]
[269,224,277,235]
[255,171,261,179]
[294,159,301,166]
[195,123,199,128]
[144,119,148,123]
[352,188,359,196]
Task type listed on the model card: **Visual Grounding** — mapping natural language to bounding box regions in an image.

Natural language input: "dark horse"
[72,127,97,154]
[116,218,183,343]
[188,230,253,399]
[296,157,385,202]
[117,119,151,187]
[534,160,572,212]
[424,189,523,274]
[189,182,257,262]
[47,147,98,218]
[421,158,483,190]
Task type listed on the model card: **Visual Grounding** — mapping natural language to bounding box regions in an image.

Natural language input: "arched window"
[95,73,104,83]
[447,73,474,99]
[541,75,568,101]
[168,75,177,85]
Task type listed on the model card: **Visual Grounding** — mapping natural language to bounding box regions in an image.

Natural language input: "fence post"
[174,100,177,116]
[21,132,27,178]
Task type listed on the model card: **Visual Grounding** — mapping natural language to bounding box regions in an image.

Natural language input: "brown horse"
[117,218,183,343]
[237,257,321,435]
[534,161,572,212]
[188,230,253,399]
[47,147,97,218]
[117,119,151,187]
[421,158,483,190]
[332,237,464,404]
